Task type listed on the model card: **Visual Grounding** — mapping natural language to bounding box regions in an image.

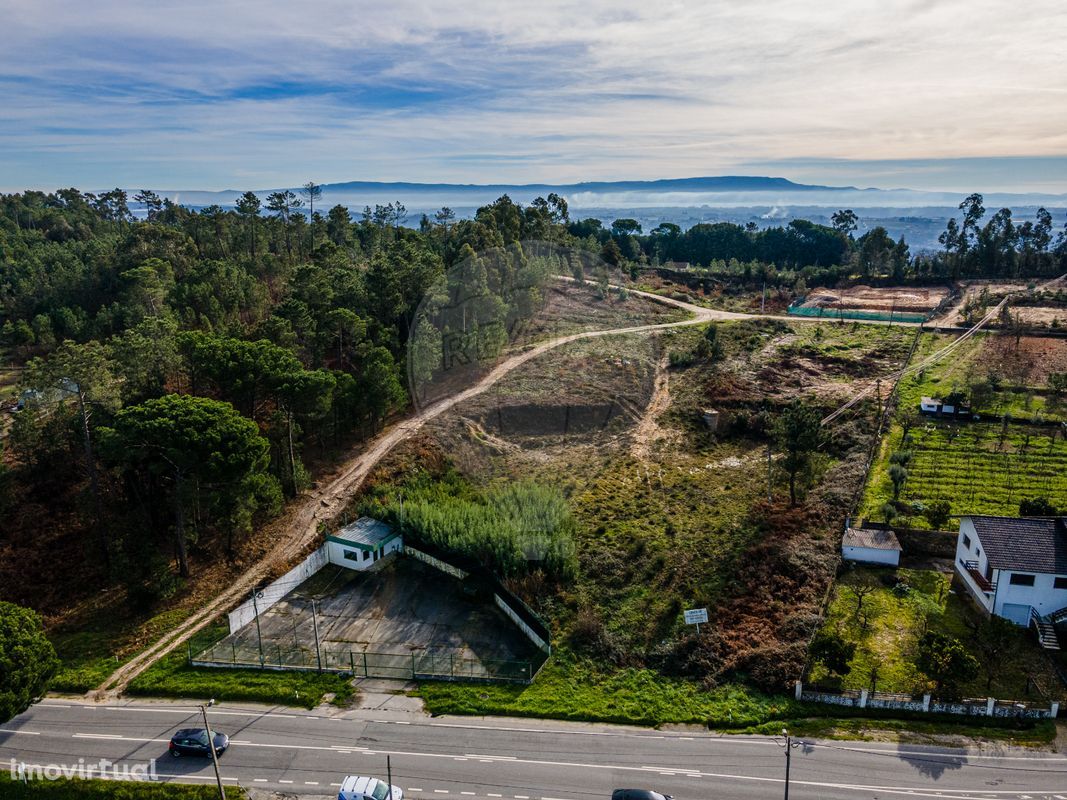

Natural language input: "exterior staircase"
[1029,607,1062,651]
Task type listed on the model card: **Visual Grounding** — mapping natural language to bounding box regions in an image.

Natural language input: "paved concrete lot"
[212,557,537,675]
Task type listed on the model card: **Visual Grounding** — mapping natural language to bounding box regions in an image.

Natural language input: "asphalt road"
[3,700,1067,799]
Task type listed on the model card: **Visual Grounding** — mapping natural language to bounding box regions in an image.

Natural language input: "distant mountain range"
[146,175,1067,251]
[159,175,1067,211]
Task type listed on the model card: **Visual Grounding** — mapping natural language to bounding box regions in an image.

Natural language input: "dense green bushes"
[363,471,577,580]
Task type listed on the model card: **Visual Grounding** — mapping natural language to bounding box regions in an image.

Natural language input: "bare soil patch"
[800,285,949,314]
[978,336,1067,386]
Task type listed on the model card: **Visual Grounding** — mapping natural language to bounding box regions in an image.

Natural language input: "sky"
[2,0,1067,194]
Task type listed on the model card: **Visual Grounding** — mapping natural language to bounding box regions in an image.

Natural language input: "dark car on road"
[168,728,229,758]
[612,791,672,800]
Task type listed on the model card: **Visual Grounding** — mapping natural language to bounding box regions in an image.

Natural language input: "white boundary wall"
[228,545,330,632]
[494,594,550,653]
[405,545,469,580]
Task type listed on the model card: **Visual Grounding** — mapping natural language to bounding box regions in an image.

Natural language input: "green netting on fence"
[787,304,928,323]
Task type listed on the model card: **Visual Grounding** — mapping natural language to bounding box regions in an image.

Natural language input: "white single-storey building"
[919,395,972,418]
[842,527,902,566]
[954,515,1067,647]
[326,517,403,571]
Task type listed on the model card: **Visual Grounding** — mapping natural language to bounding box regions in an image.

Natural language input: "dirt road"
[94,286,740,696]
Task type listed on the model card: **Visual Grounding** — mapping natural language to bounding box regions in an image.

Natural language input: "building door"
[1001,603,1031,626]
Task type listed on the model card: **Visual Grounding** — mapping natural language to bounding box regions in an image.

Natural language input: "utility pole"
[311,599,323,672]
[251,588,265,667]
[761,281,766,314]
[200,700,226,800]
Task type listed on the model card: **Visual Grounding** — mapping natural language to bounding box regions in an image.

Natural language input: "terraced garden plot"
[862,421,1067,518]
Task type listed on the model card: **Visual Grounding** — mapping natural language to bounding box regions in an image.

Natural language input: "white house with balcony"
[954,515,1067,649]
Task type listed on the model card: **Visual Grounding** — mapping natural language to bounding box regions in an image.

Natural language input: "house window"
[962,534,971,549]
[362,550,370,561]
[1055,577,1067,590]
[1009,573,1036,587]
[343,549,361,562]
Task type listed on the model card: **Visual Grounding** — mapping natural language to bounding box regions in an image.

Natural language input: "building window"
[1009,573,1036,587]
[362,550,370,561]
[343,549,360,562]
[1055,577,1067,590]
[962,534,971,549]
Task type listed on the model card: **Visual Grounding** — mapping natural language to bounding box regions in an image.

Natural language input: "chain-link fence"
[190,637,540,684]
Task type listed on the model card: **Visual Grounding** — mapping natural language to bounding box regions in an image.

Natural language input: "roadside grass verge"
[0,773,243,799]
[740,715,1056,745]
[50,608,192,693]
[125,622,355,709]
[415,650,1054,743]
[417,650,798,727]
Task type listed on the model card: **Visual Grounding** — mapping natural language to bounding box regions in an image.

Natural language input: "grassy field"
[126,622,355,709]
[860,331,1067,520]
[810,567,1066,700]
[416,648,1055,742]
[418,649,797,727]
[0,774,242,799]
[861,420,1067,519]
[49,608,192,693]
[896,332,1066,423]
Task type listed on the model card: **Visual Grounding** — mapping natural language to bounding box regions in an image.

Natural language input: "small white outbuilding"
[326,517,403,571]
[841,527,901,566]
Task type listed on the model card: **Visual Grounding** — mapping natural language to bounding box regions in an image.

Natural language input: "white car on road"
[338,775,404,800]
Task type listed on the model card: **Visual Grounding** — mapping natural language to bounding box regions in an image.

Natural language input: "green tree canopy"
[0,602,59,723]
[772,400,822,505]
[101,394,279,575]
[917,631,979,697]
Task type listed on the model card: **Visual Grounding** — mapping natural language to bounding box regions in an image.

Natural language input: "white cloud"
[0,0,1065,190]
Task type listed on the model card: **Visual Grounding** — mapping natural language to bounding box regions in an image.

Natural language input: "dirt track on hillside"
[94,283,746,696]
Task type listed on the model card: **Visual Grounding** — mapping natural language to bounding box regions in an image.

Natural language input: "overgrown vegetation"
[362,469,578,580]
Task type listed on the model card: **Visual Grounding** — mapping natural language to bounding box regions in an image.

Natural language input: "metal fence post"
[450,653,454,678]
[411,652,416,678]
[350,651,355,676]
[232,642,237,665]
[363,651,368,677]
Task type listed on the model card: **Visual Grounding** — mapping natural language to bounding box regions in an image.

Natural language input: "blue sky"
[2,0,1066,193]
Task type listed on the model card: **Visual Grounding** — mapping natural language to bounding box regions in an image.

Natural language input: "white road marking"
[29,702,1067,763]
[0,730,40,736]
[306,781,320,785]
[407,789,423,793]
[253,779,267,783]
[279,779,293,784]
[434,790,449,794]
[10,715,1065,799]
[461,792,476,795]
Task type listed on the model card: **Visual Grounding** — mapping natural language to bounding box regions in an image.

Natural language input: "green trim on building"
[326,530,401,551]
